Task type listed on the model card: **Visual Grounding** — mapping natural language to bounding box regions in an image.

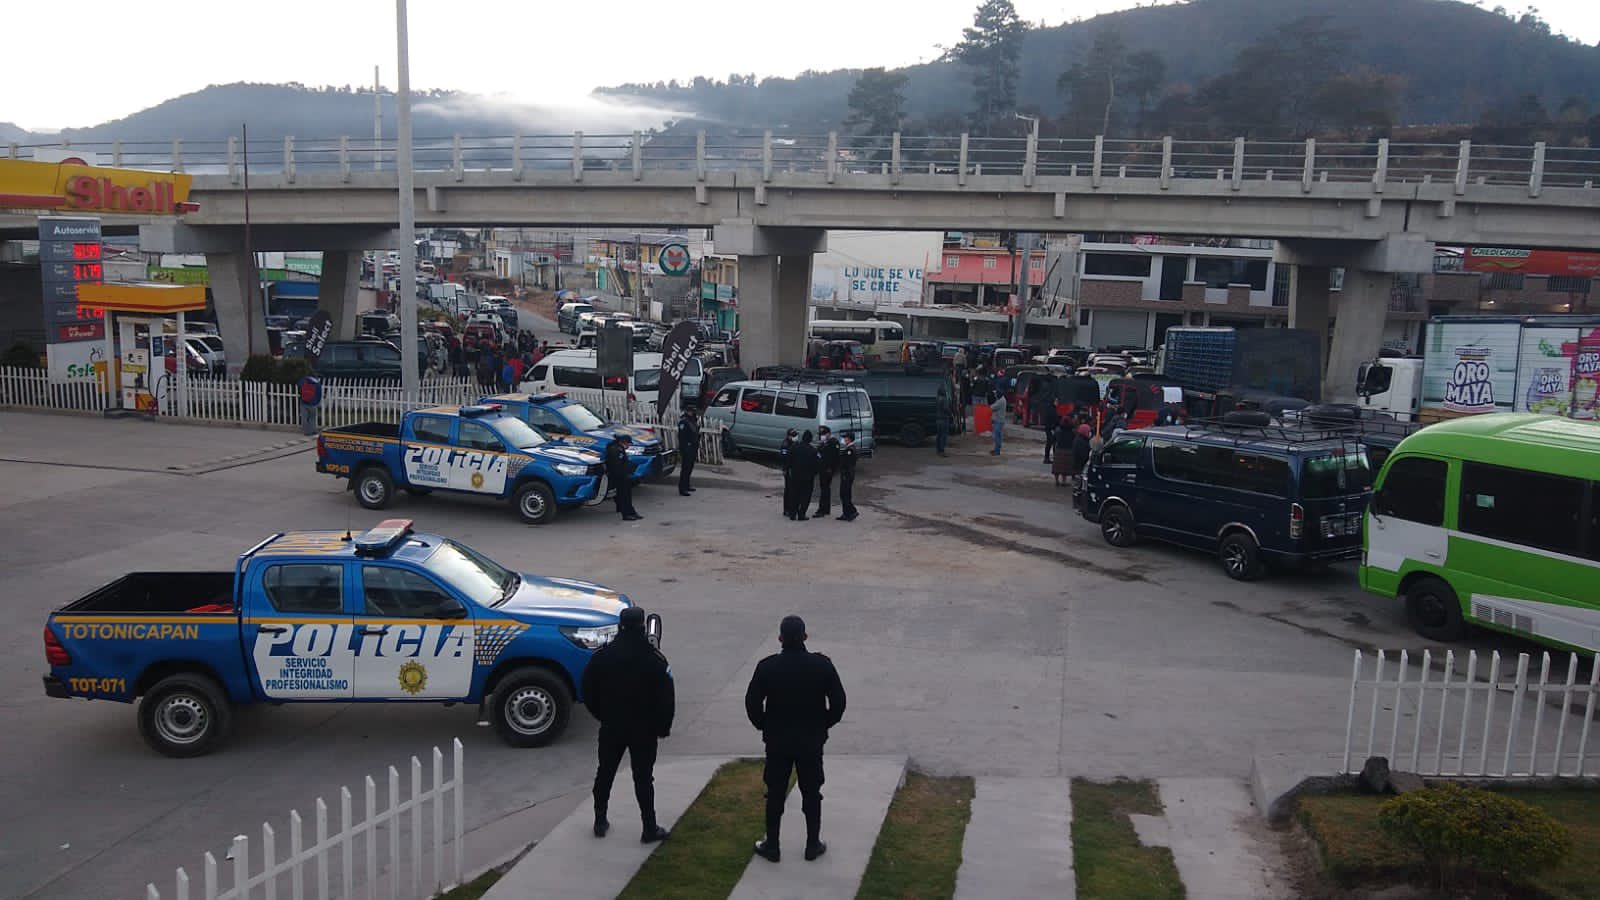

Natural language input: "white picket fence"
[0,366,724,464]
[1343,648,1600,778]
[146,740,464,900]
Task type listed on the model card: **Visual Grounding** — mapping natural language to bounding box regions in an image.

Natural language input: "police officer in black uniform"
[745,615,847,863]
[836,431,859,521]
[582,606,674,842]
[677,406,700,497]
[606,434,640,521]
[813,426,839,517]
[778,428,799,518]
[789,431,819,521]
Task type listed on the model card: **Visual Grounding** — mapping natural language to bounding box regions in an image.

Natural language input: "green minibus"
[1362,414,1600,652]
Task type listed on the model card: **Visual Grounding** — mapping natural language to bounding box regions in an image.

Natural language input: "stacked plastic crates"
[1162,329,1237,394]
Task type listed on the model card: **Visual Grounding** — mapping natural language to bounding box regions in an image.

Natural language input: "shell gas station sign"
[0,158,196,215]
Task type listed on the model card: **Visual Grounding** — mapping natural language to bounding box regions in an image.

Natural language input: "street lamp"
[395,0,419,398]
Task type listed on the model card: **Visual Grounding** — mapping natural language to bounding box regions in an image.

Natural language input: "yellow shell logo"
[470,471,485,489]
[398,661,428,695]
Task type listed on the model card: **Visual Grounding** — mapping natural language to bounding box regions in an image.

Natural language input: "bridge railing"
[8,132,1600,192]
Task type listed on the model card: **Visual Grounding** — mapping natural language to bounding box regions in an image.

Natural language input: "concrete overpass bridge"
[8,132,1599,395]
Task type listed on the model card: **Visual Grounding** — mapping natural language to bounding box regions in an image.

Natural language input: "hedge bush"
[1376,783,1571,889]
[275,357,312,385]
[2,342,43,368]
[239,354,278,383]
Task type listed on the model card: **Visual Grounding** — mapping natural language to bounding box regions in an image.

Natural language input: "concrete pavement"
[0,410,1535,898]
[954,777,1075,899]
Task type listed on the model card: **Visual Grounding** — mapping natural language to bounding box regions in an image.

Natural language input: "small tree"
[2,341,43,369]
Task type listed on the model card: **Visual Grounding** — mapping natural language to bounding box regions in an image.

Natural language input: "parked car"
[854,370,957,446]
[1076,420,1372,580]
[186,335,227,376]
[520,350,664,411]
[696,365,748,410]
[359,312,401,337]
[558,302,595,334]
[703,378,876,457]
[312,340,404,381]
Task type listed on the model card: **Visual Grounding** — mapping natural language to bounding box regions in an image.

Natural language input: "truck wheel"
[138,673,232,758]
[898,422,927,446]
[514,481,557,525]
[1219,532,1264,581]
[355,467,394,509]
[490,668,572,748]
[1100,503,1138,547]
[1406,576,1467,642]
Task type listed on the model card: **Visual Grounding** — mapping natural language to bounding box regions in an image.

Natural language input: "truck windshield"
[563,403,608,431]
[492,417,548,450]
[424,540,516,607]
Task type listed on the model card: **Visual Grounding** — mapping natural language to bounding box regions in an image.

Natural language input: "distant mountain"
[597,0,1600,132]
[4,83,688,145]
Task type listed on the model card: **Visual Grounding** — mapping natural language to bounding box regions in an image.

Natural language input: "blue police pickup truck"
[316,404,606,524]
[41,520,661,757]
[480,392,677,483]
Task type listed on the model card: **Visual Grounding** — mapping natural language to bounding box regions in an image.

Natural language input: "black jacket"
[677,416,699,450]
[1072,433,1092,472]
[604,441,630,480]
[838,443,858,477]
[778,437,795,474]
[816,438,840,473]
[582,630,675,736]
[744,646,846,753]
[789,442,819,478]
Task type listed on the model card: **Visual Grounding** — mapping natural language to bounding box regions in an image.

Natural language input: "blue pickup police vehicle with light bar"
[316,404,607,524]
[41,519,662,757]
[480,392,677,483]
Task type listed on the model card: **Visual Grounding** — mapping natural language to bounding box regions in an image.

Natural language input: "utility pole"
[395,0,419,397]
[634,232,643,317]
[1012,231,1032,347]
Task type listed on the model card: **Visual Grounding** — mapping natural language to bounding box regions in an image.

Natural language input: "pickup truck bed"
[64,573,235,613]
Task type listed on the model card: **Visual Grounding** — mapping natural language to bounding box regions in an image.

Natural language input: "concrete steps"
[482,756,723,900]
[726,756,907,900]
[954,777,1075,899]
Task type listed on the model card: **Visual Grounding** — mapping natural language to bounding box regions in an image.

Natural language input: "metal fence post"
[696,130,707,182]
[452,134,464,182]
[339,137,351,182]
[1528,141,1546,198]
[172,140,183,172]
[512,133,524,181]
[1302,138,1316,193]
[283,135,296,182]
[958,133,969,186]
[762,130,773,183]
[1371,138,1389,193]
[1454,140,1471,196]
[5,142,17,159]
[1230,136,1245,190]
[572,131,583,182]
[890,132,902,185]
[631,131,642,181]
[1502,653,1530,775]
[1159,136,1173,190]
[1091,135,1105,189]
[826,132,838,184]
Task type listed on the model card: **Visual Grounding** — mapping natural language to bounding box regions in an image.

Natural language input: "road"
[0,410,1532,898]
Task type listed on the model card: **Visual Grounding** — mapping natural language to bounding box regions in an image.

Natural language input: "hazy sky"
[6,0,1598,131]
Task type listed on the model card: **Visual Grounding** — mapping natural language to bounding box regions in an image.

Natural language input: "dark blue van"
[1074,420,1372,580]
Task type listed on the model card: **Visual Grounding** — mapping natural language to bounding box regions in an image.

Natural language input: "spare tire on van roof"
[1302,403,1360,428]
[1221,410,1274,426]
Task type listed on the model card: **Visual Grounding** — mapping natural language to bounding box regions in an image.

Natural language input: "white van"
[519,349,663,410]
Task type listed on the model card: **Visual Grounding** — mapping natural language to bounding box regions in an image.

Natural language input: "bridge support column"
[715,221,826,372]
[206,252,268,372]
[1325,269,1391,402]
[1287,264,1331,358]
[318,250,362,340]
[1276,235,1433,402]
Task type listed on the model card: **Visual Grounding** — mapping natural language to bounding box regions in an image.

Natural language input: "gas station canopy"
[75,282,207,314]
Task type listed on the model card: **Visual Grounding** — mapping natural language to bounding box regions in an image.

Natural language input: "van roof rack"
[1179,415,1418,446]
[752,366,859,385]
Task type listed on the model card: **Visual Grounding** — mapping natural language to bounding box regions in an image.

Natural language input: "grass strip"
[1298,789,1600,899]
[617,758,771,900]
[432,868,501,900]
[856,772,976,900]
[1070,778,1184,900]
